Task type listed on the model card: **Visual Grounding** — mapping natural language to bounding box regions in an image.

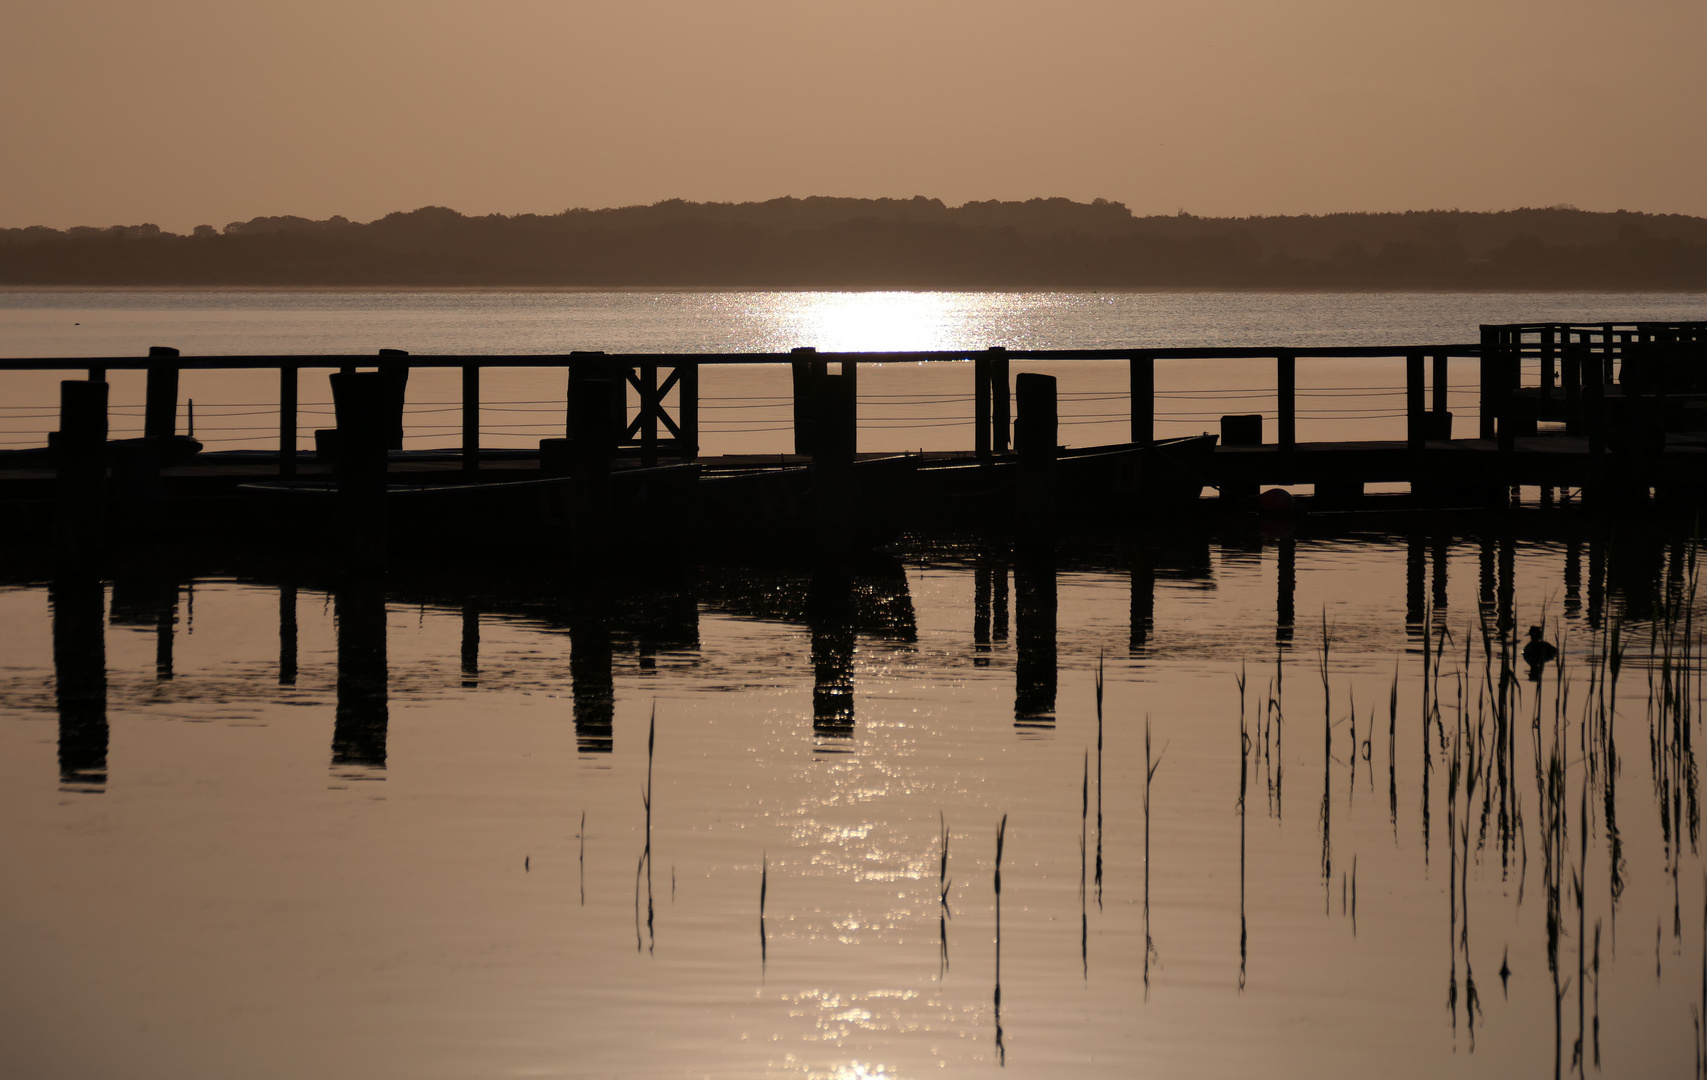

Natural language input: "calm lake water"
[4,292,1707,1078]
[2,290,1706,454]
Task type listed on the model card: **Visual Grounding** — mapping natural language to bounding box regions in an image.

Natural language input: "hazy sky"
[3,0,1703,232]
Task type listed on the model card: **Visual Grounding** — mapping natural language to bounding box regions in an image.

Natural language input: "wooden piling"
[568,373,619,562]
[377,349,409,451]
[329,371,391,569]
[1431,353,1449,419]
[458,362,479,475]
[974,352,993,461]
[55,379,108,560]
[991,349,1011,453]
[811,373,858,556]
[1563,341,1584,436]
[144,346,179,440]
[791,347,824,456]
[1479,326,1497,440]
[678,361,700,460]
[1015,372,1057,548]
[1130,352,1154,448]
[279,365,298,478]
[1406,352,1425,451]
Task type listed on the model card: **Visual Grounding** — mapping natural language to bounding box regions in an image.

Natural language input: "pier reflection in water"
[7,520,1707,1078]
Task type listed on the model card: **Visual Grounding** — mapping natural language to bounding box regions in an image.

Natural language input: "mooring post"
[974,352,993,461]
[568,372,618,563]
[1130,351,1155,448]
[377,349,409,451]
[678,361,700,460]
[1276,352,1296,484]
[461,361,479,477]
[144,346,180,440]
[55,379,108,560]
[329,371,391,569]
[279,364,298,478]
[991,348,1011,453]
[1014,372,1058,550]
[811,372,858,558]
[1406,352,1426,451]
[791,347,823,456]
[1496,329,1516,456]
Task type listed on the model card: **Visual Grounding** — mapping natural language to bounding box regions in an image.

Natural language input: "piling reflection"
[331,577,388,775]
[808,568,856,743]
[569,584,615,756]
[1014,551,1057,728]
[111,574,178,681]
[51,577,107,792]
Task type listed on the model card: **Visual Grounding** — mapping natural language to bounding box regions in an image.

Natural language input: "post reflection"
[809,567,856,744]
[331,577,388,775]
[569,584,615,756]
[1014,550,1057,728]
[111,575,178,681]
[51,577,107,792]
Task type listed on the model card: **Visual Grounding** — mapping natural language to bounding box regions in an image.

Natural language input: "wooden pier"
[2,321,1705,557]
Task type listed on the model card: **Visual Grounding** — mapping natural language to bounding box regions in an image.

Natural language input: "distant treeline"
[4,197,1707,289]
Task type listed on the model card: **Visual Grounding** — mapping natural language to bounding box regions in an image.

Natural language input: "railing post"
[679,361,699,460]
[1406,352,1425,450]
[1540,326,1556,407]
[1497,329,1516,456]
[1130,351,1154,448]
[1015,373,1057,550]
[377,349,409,451]
[974,352,992,461]
[640,363,658,468]
[791,347,823,456]
[144,345,179,440]
[56,379,108,560]
[1478,326,1497,440]
[461,361,479,476]
[279,365,298,478]
[1563,338,1584,436]
[1276,352,1296,452]
[991,348,1010,453]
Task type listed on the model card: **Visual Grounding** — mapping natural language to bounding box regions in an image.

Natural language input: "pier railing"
[0,342,1495,471]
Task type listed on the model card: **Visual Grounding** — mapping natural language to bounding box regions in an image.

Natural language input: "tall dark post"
[52,577,107,792]
[809,568,856,740]
[1276,536,1296,644]
[331,577,389,774]
[679,361,700,460]
[1563,340,1584,436]
[1013,549,1057,727]
[1014,373,1058,550]
[1540,327,1556,407]
[1479,326,1497,440]
[1130,546,1155,654]
[791,347,824,456]
[1406,353,1426,450]
[640,363,658,468]
[569,584,615,755]
[1432,353,1450,421]
[1277,353,1297,455]
[329,372,391,568]
[991,350,1011,453]
[143,345,180,440]
[461,606,479,688]
[1130,352,1155,448]
[279,582,298,686]
[377,349,409,451]
[811,373,858,556]
[55,379,108,560]
[974,353,993,461]
[461,362,480,477]
[279,365,298,478]
[568,371,619,562]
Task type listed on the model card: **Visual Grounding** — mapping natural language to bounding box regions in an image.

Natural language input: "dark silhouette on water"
[1524,625,1559,682]
[278,581,297,686]
[110,574,178,681]
[809,567,856,745]
[51,577,107,792]
[460,605,479,688]
[569,584,615,756]
[993,813,1007,1067]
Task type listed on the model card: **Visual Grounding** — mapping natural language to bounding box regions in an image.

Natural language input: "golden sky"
[3,0,1703,232]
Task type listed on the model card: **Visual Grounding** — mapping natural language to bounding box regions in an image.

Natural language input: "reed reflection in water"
[5,522,1707,1077]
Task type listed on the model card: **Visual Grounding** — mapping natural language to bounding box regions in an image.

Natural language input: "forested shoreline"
[4,197,1706,289]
